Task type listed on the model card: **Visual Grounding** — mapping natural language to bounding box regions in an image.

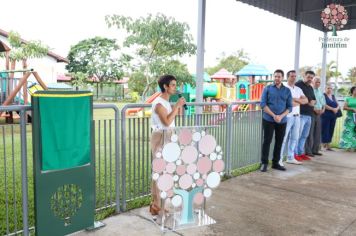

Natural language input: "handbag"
[336,109,342,118]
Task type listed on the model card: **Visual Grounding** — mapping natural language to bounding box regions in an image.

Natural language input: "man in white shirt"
[279,70,308,166]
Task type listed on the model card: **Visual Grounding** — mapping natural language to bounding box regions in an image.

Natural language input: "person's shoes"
[306,153,315,157]
[149,203,160,216]
[260,164,268,172]
[313,152,323,156]
[301,154,311,161]
[286,159,302,165]
[326,148,334,151]
[271,164,286,171]
[295,155,304,162]
[278,161,285,167]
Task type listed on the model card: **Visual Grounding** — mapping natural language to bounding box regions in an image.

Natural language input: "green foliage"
[315,60,341,82]
[337,86,351,96]
[69,72,88,90]
[206,50,249,75]
[66,37,126,83]
[0,31,48,62]
[347,66,356,85]
[106,13,196,98]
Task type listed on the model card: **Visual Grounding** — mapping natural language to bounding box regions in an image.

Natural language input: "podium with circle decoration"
[151,126,224,231]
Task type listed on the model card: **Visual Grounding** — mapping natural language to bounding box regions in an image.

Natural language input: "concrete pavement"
[73,149,356,236]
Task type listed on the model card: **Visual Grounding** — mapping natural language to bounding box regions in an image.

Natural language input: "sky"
[1,0,355,77]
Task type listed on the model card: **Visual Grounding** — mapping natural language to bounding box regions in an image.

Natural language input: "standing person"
[260,69,292,172]
[340,86,356,151]
[321,84,340,151]
[295,71,317,161]
[279,70,308,166]
[305,77,326,156]
[150,75,185,217]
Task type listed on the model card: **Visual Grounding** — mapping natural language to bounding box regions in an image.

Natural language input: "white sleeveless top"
[151,96,175,131]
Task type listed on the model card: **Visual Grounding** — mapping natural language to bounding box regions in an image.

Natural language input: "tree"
[347,66,356,85]
[69,72,88,90]
[315,60,341,82]
[106,13,196,99]
[206,50,249,75]
[3,31,49,70]
[66,37,126,83]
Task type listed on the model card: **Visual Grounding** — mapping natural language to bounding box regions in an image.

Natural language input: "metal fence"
[3,100,348,235]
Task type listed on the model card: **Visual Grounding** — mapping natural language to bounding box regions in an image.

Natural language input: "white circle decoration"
[193,172,200,180]
[171,134,178,142]
[203,188,212,198]
[216,146,222,152]
[173,175,179,181]
[192,183,196,188]
[176,160,182,165]
[172,195,182,207]
[155,152,162,158]
[152,173,159,180]
[206,172,221,188]
[201,131,206,136]
[162,142,181,162]
[160,191,167,199]
[210,152,217,161]
[192,132,202,142]
[217,155,222,160]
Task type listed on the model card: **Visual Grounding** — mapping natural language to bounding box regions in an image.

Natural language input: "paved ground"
[74,149,356,236]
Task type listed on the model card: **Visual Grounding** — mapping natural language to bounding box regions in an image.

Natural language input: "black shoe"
[260,164,268,172]
[306,153,315,157]
[271,164,286,171]
[312,152,323,156]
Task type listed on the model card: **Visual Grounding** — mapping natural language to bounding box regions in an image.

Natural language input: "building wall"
[0,35,67,84]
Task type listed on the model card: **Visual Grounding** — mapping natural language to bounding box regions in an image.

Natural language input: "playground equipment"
[0,69,48,122]
[126,92,161,116]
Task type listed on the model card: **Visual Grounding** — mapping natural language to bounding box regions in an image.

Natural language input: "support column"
[294,21,301,77]
[195,0,206,115]
[321,31,328,92]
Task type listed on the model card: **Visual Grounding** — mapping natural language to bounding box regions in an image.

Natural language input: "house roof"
[0,28,68,63]
[0,40,10,52]
[236,0,356,32]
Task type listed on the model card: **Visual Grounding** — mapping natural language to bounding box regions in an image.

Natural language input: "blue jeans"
[296,115,312,155]
[280,115,300,161]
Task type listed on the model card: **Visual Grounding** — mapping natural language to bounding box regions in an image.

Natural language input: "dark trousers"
[261,119,287,165]
[321,116,337,143]
[305,115,322,154]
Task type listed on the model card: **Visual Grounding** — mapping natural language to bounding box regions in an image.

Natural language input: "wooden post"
[1,72,31,106]
[32,72,48,90]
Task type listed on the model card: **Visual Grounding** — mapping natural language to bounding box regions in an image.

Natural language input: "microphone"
[177,92,188,110]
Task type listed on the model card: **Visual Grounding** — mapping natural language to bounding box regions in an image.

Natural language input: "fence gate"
[31,91,95,236]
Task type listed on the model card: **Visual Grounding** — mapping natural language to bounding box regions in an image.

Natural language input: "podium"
[150,126,225,231]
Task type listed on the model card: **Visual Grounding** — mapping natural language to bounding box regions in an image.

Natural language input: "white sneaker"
[278,161,285,167]
[286,159,302,165]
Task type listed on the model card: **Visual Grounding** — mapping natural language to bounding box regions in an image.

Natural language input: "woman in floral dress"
[339,86,356,151]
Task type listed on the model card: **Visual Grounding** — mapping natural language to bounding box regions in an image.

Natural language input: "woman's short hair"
[158,75,177,92]
[350,86,356,95]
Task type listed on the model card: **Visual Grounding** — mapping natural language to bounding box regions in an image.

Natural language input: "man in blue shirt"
[260,69,293,172]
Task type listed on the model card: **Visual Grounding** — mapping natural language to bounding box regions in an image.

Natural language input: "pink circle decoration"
[213,159,225,172]
[197,156,212,174]
[196,178,204,187]
[178,128,192,145]
[157,174,174,191]
[152,158,166,173]
[176,165,186,176]
[198,135,216,155]
[166,162,176,174]
[179,174,193,190]
[194,192,204,205]
[321,3,348,31]
[187,164,197,175]
[167,189,174,198]
[181,146,198,164]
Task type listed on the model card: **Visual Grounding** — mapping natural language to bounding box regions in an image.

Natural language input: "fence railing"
[0,101,347,235]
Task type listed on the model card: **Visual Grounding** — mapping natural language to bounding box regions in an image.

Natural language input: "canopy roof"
[236,0,356,32]
[211,68,236,79]
[236,64,272,76]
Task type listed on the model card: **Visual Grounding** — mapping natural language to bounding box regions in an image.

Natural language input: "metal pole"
[294,21,301,76]
[20,110,29,236]
[121,107,127,211]
[195,0,206,115]
[321,31,328,92]
[225,105,233,176]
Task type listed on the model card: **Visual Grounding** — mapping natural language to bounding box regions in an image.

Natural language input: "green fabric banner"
[39,96,91,171]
